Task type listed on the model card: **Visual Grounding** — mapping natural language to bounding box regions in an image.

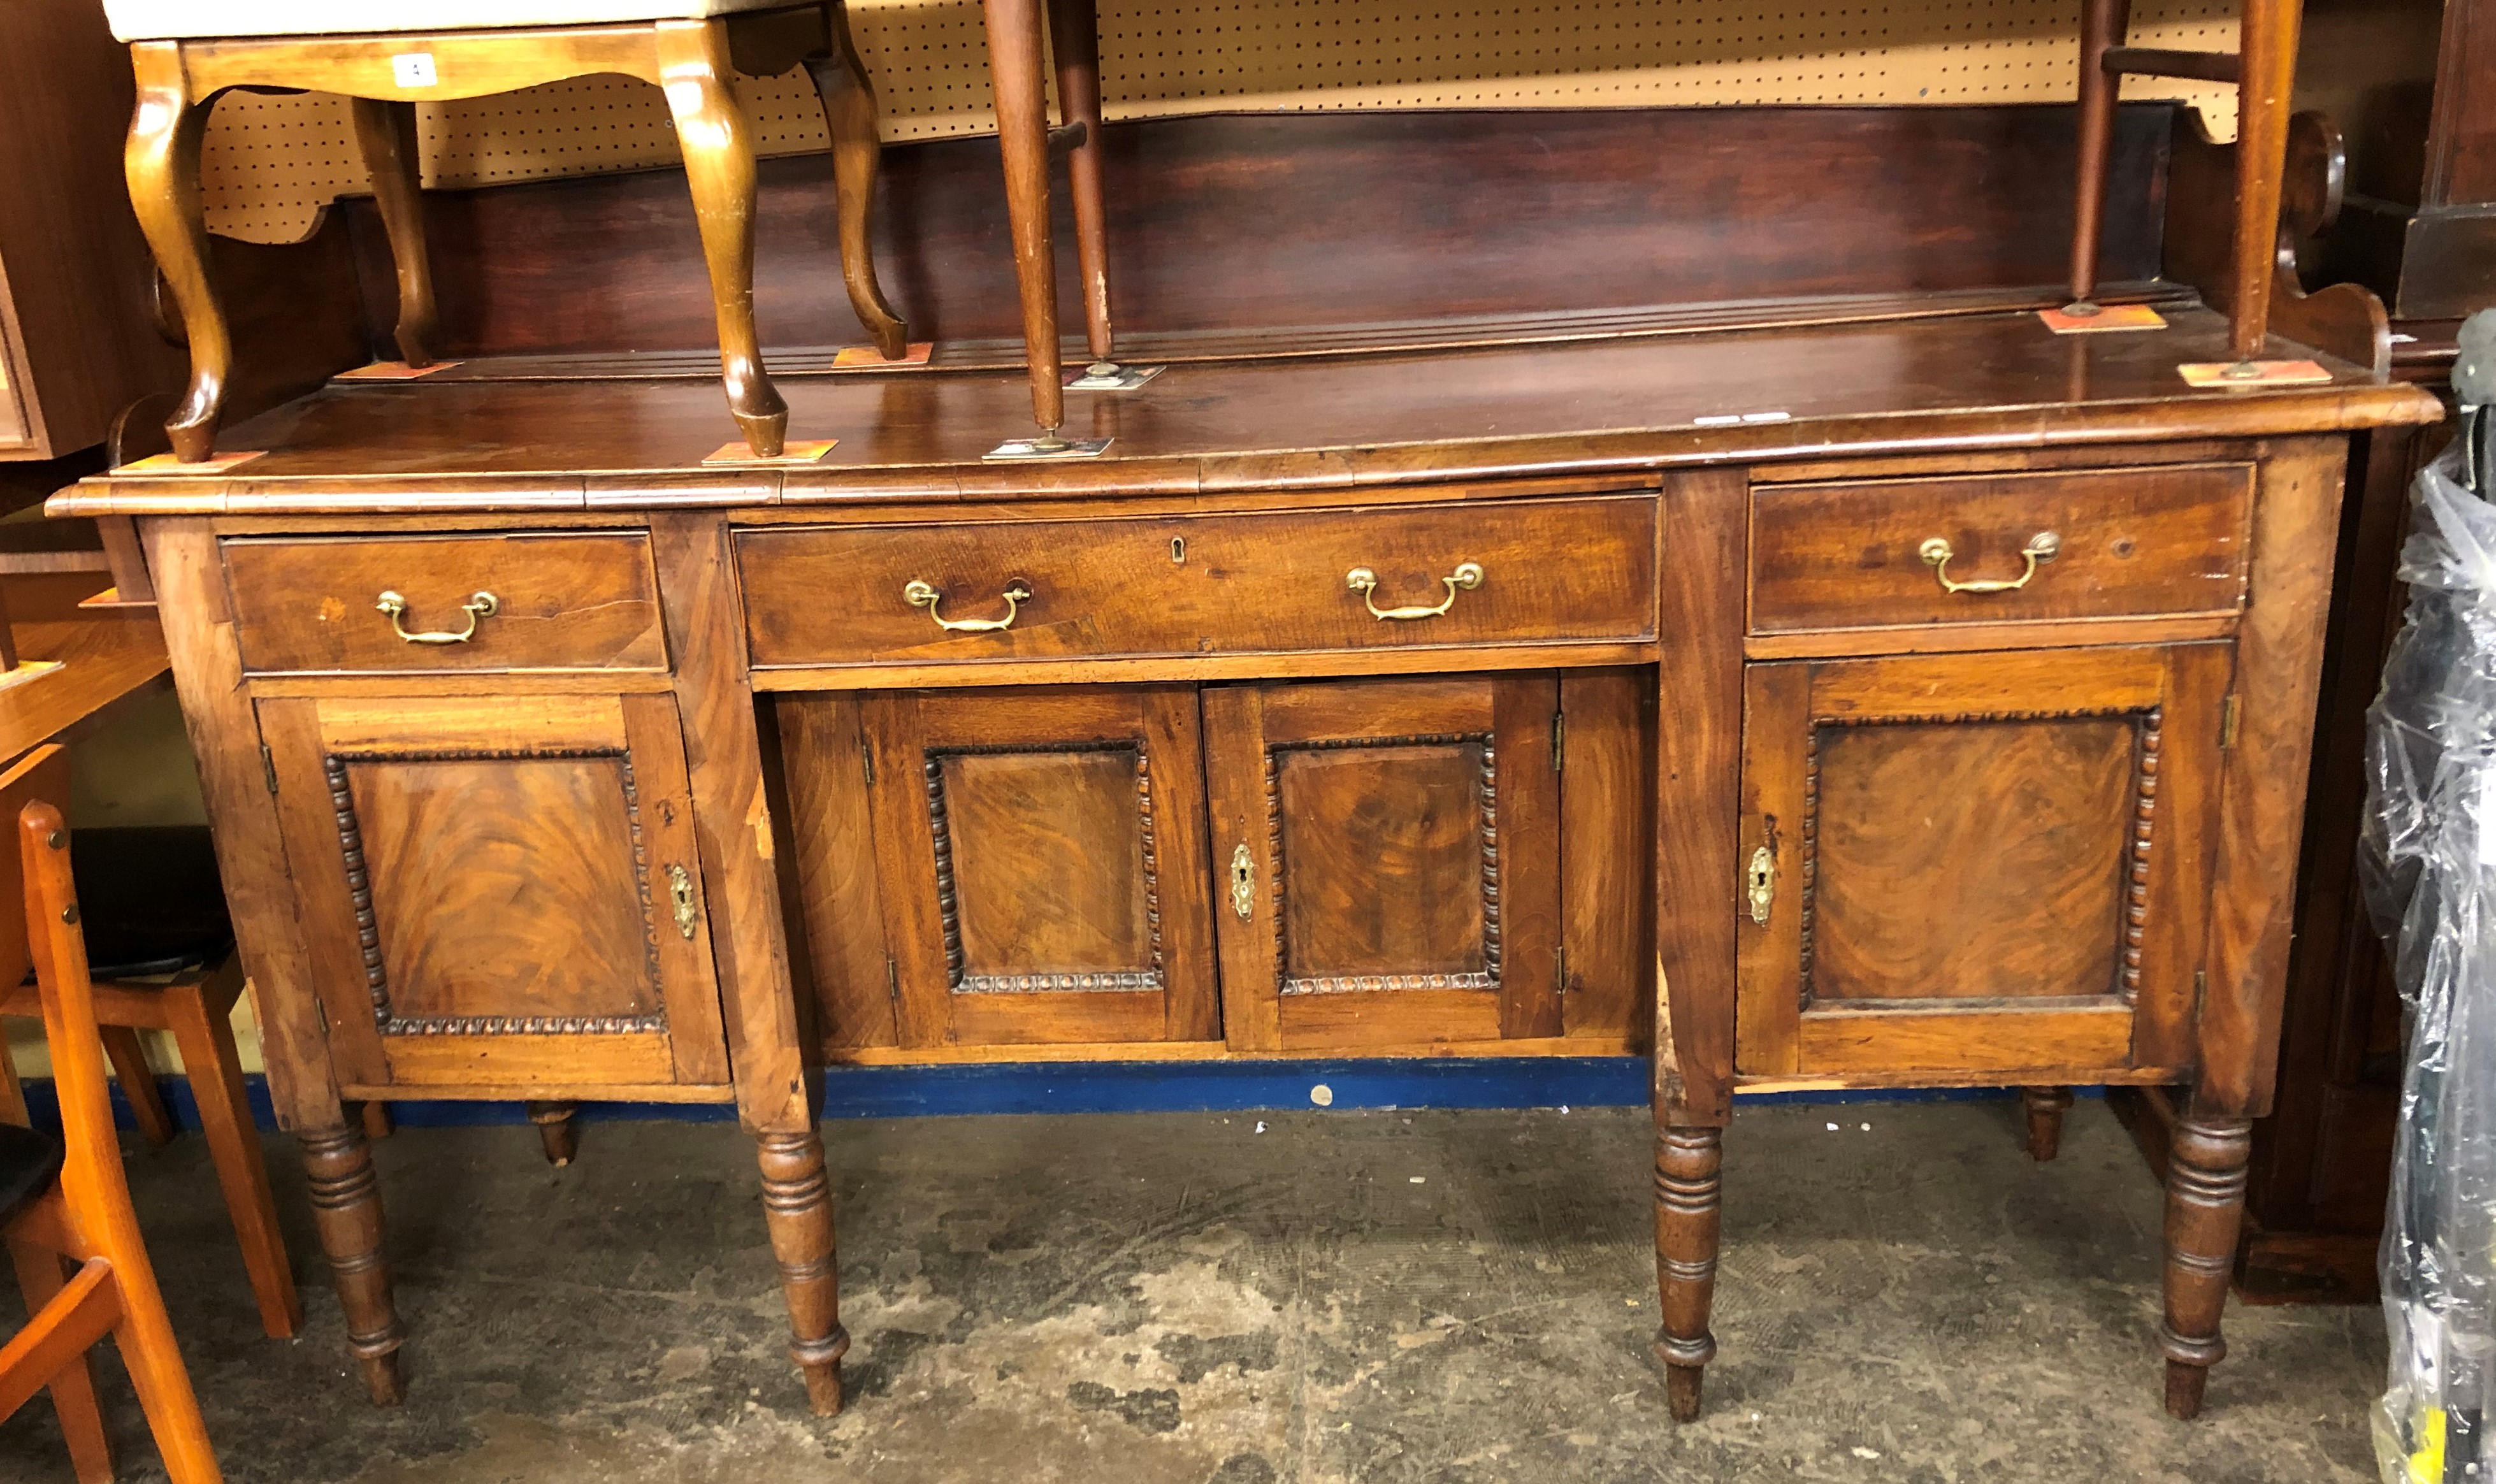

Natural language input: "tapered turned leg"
[1046,0,1115,367]
[655,18,789,458]
[1654,1124,1723,1423]
[9,1241,113,1484]
[167,976,301,1338]
[526,1100,579,1167]
[2065,0,2133,313]
[2225,0,2303,362]
[981,0,1068,438]
[347,97,438,368]
[99,1026,175,1147]
[805,1,908,361]
[2160,1116,2251,1419]
[2021,1086,2075,1162]
[757,1128,848,1415]
[300,1122,406,1405]
[124,43,230,463]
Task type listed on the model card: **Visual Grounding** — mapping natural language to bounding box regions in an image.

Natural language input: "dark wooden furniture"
[110,0,905,464]
[52,293,2441,1420]
[1,748,226,1484]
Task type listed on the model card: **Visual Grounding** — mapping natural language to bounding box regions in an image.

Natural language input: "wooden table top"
[54,308,2445,515]
[0,605,173,764]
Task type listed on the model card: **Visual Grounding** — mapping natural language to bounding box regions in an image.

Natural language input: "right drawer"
[1747,463,2255,637]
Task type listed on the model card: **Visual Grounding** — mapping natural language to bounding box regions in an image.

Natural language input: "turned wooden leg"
[347,97,438,368]
[981,0,1067,436]
[1654,1123,1723,1423]
[655,18,788,458]
[757,1128,848,1415]
[805,1,908,361]
[2225,0,2302,361]
[9,1241,113,1484]
[2021,1086,2075,1163]
[167,978,301,1338]
[359,1099,395,1140]
[99,1025,175,1147]
[2160,1116,2251,1419]
[2065,0,2132,311]
[1046,0,1114,365]
[124,44,229,464]
[300,1122,406,1405]
[526,1100,580,1167]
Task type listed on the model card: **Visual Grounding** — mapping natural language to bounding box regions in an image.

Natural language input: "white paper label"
[392,52,438,87]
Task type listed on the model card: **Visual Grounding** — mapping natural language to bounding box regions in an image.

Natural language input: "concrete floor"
[1,1098,2390,1483]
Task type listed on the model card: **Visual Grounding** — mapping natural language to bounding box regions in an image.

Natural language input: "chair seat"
[69,828,233,980]
[105,0,804,42]
[0,1120,63,1230]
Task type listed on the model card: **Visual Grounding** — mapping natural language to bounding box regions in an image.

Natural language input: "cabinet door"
[258,693,729,1092]
[1734,645,2229,1079]
[858,686,1221,1048]
[1205,674,1562,1052]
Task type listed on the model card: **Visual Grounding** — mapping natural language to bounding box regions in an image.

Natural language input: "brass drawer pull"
[375,589,498,644]
[1346,561,1483,621]
[904,579,1031,633]
[1917,532,2061,595]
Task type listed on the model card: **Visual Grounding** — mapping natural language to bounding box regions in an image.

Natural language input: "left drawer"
[222,532,669,676]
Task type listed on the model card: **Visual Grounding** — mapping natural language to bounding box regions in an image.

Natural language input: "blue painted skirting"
[10,1059,2077,1135]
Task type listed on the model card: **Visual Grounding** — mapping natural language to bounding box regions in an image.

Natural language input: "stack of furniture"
[47,0,2447,1430]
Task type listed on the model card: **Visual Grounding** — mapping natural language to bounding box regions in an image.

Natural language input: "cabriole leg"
[758,1128,848,1415]
[347,97,438,368]
[2160,1116,2251,1418]
[301,1121,406,1405]
[1654,1123,1723,1423]
[805,0,908,360]
[124,43,230,463]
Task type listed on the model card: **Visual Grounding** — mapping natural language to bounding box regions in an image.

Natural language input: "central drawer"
[737,496,1657,669]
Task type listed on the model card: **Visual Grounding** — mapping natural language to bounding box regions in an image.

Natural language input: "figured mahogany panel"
[737,497,1655,670]
[224,532,667,675]
[1558,670,1654,1044]
[856,686,1220,1048]
[1749,464,2255,636]
[775,694,898,1050]
[1809,716,2137,1004]
[257,693,728,1090]
[1735,645,2230,1081]
[1205,674,1561,1053]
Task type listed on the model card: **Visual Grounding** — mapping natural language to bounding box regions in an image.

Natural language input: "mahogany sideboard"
[50,306,2441,1421]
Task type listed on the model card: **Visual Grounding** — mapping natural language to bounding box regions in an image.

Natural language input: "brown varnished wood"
[980,0,1065,435]
[296,1121,403,1406]
[2067,0,2134,307]
[755,1128,847,1415]
[1044,0,1113,363]
[2161,1116,2254,1416]
[345,98,437,371]
[1748,463,2254,636]
[775,694,899,1051]
[1653,1124,1721,1422]
[222,531,666,675]
[852,685,1218,1048]
[2023,1086,2077,1161]
[122,42,225,463]
[1558,670,1652,1045]
[800,1,907,362]
[740,498,1652,668]
[1204,674,1562,1053]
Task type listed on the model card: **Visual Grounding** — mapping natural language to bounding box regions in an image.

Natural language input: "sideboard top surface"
[55,308,2443,517]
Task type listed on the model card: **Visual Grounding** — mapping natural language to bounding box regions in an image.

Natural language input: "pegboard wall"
[198,0,2240,241]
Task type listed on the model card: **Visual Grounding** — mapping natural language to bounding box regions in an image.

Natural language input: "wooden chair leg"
[124,43,231,465]
[2160,1116,2252,1418]
[2226,0,2303,361]
[7,1240,114,1484]
[2066,0,2132,312]
[1046,0,1115,366]
[757,1128,848,1416]
[2021,1086,2075,1162]
[524,1100,579,1167]
[164,986,299,1339]
[805,1,908,361]
[346,98,438,368]
[654,18,789,459]
[99,1026,175,1148]
[299,1122,405,1406]
[1654,1123,1722,1423]
[981,0,1068,437]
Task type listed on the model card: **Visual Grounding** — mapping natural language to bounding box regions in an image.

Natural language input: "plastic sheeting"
[2364,442,2496,1484]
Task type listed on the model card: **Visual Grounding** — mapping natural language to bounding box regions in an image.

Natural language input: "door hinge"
[260,744,278,794]
[2219,695,2241,750]
[2193,969,2208,1017]
[1554,945,1569,995]
[1552,710,1566,772]
[884,958,900,1004]
[861,738,876,787]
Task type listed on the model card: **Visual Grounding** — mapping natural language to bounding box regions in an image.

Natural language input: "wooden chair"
[0,825,299,1343]
[1,749,226,1484]
[2065,0,2301,365]
[106,0,909,463]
